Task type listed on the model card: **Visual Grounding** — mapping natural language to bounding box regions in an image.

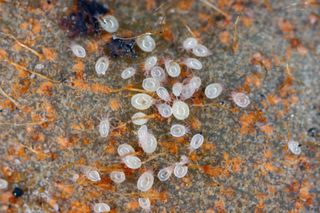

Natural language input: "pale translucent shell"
[121,67,136,79]
[131,112,148,125]
[110,171,126,184]
[174,164,188,178]
[93,203,111,213]
[71,44,86,58]
[123,155,142,169]
[165,60,181,77]
[192,44,212,57]
[136,35,156,52]
[172,82,183,97]
[232,92,250,108]
[131,93,153,110]
[117,144,135,157]
[144,56,158,71]
[157,167,173,181]
[0,178,8,190]
[189,76,202,90]
[99,15,119,33]
[190,134,204,150]
[142,78,160,92]
[184,58,203,70]
[140,133,157,154]
[138,198,151,210]
[86,170,101,182]
[150,66,166,82]
[180,84,196,100]
[170,124,187,137]
[137,171,154,192]
[205,83,223,99]
[99,119,110,138]
[138,125,148,139]
[156,87,170,101]
[172,100,190,120]
[157,104,172,118]
[183,37,198,50]
[95,56,110,75]
[288,140,301,155]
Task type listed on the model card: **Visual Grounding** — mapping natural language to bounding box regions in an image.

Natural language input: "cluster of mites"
[0,1,302,212]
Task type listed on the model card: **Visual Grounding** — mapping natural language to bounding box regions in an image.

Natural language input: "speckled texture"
[0,0,319,212]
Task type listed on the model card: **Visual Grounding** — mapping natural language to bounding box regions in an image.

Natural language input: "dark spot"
[307,127,318,138]
[259,94,265,98]
[214,15,225,21]
[219,101,225,105]
[12,187,24,198]
[47,0,51,4]
[106,37,137,58]
[60,0,109,37]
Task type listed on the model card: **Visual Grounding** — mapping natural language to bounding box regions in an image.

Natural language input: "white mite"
[131,112,149,125]
[173,164,188,178]
[157,166,174,181]
[84,169,101,182]
[136,35,156,52]
[157,103,172,118]
[192,44,212,57]
[231,92,250,108]
[288,140,301,155]
[93,203,111,213]
[150,66,166,82]
[189,76,202,90]
[190,133,204,150]
[205,83,223,99]
[137,171,154,192]
[172,100,190,120]
[121,67,136,79]
[122,155,142,169]
[144,56,158,71]
[99,15,119,33]
[142,78,160,92]
[165,60,181,77]
[138,197,151,211]
[95,56,110,75]
[99,118,110,138]
[70,43,86,58]
[180,84,196,100]
[170,124,187,137]
[137,125,157,154]
[109,171,126,184]
[183,58,203,70]
[117,143,135,157]
[156,87,171,102]
[172,82,183,97]
[131,93,153,110]
[182,37,198,50]
[0,178,8,190]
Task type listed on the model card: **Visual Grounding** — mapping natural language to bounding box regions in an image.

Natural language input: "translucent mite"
[131,93,153,110]
[192,44,212,57]
[172,82,183,97]
[165,60,181,77]
[288,140,301,155]
[138,125,157,154]
[138,197,151,211]
[137,171,154,192]
[109,171,126,184]
[180,84,196,100]
[93,203,111,213]
[131,112,148,125]
[150,66,166,82]
[157,166,174,181]
[190,133,204,150]
[156,87,170,102]
[122,155,142,169]
[70,43,86,58]
[136,35,156,52]
[173,164,188,178]
[95,56,110,75]
[182,37,198,50]
[172,100,190,120]
[117,143,135,157]
[0,178,8,190]
[183,58,203,70]
[205,83,223,99]
[189,76,202,90]
[121,67,136,79]
[99,15,119,33]
[231,92,250,108]
[142,78,160,92]
[84,169,101,182]
[157,103,172,118]
[170,124,187,137]
[144,56,158,71]
[99,118,110,138]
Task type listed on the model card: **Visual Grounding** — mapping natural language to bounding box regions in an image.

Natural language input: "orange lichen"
[189,117,201,130]
[162,24,174,42]
[68,201,90,213]
[159,141,179,154]
[109,98,121,111]
[126,201,139,210]
[145,0,156,11]
[259,124,273,135]
[42,47,57,61]
[219,31,230,45]
[37,82,54,96]
[177,0,194,11]
[72,60,85,80]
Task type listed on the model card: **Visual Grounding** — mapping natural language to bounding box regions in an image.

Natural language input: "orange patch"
[37,82,54,96]
[162,24,174,42]
[219,31,230,45]
[145,0,156,11]
[109,98,121,111]
[259,124,273,135]
[177,0,194,11]
[126,201,139,210]
[42,47,56,61]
